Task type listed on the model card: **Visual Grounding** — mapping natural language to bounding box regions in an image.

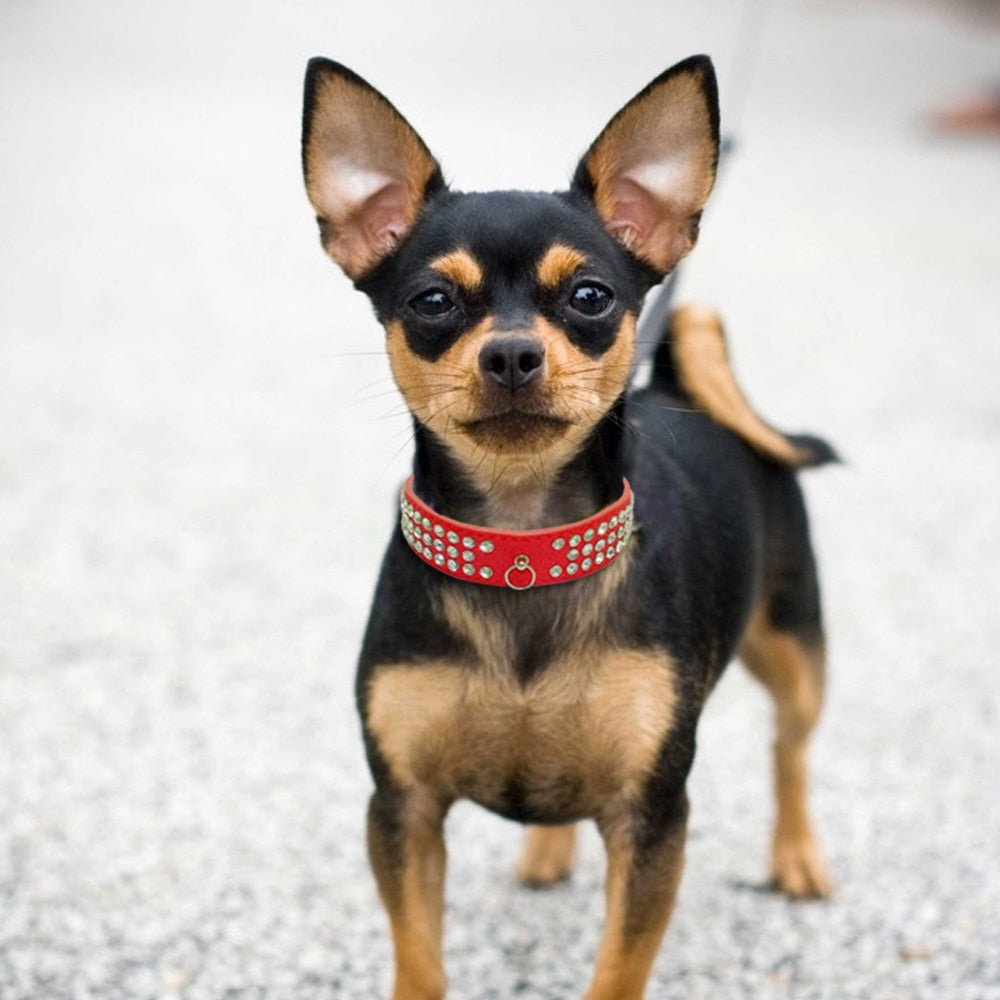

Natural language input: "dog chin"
[459,412,572,452]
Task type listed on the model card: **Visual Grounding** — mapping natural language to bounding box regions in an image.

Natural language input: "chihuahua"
[302,55,834,1000]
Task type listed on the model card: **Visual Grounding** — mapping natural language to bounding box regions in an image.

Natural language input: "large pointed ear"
[301,59,445,281]
[573,56,720,277]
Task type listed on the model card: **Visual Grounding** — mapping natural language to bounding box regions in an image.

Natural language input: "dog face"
[302,58,719,493]
[357,189,653,489]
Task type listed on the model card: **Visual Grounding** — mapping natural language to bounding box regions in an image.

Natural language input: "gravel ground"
[2,1,999,998]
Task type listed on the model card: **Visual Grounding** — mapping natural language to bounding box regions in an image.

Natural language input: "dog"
[301,55,835,1000]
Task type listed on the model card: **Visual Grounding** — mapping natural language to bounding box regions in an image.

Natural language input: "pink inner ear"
[358,179,412,254]
[604,178,658,249]
[604,177,691,271]
[328,178,414,277]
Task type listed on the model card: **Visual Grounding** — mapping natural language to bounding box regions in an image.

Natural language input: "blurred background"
[1,1,998,997]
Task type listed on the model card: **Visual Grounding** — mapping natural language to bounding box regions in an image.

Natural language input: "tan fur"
[303,69,438,278]
[584,68,717,273]
[739,605,831,898]
[384,314,637,522]
[516,824,577,885]
[583,815,687,1000]
[669,304,814,468]
[303,56,830,1000]
[429,249,483,294]
[437,541,634,667]
[536,244,588,289]
[366,645,676,821]
[368,789,448,1000]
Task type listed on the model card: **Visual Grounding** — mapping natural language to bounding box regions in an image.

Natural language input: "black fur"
[303,54,834,997]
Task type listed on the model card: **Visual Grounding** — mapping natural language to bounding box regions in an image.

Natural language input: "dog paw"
[771,835,832,899]
[516,825,576,887]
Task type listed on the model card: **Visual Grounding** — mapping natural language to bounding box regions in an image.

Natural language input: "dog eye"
[408,288,456,318]
[569,282,614,317]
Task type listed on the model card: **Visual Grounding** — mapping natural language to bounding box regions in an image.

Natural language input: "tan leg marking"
[740,605,832,898]
[516,824,577,886]
[368,793,448,1000]
[583,809,687,1000]
[669,304,813,467]
[366,646,677,995]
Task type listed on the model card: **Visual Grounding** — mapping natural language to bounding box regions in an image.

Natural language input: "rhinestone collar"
[399,477,635,589]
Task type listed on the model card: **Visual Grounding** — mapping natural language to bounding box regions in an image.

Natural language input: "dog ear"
[302,59,445,280]
[573,56,720,277]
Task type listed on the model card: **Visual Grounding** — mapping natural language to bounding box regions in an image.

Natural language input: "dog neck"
[410,398,628,531]
[400,474,634,589]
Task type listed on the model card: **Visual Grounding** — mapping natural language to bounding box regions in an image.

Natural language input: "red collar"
[399,477,634,589]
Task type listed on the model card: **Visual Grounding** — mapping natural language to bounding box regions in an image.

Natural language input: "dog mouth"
[459,411,571,449]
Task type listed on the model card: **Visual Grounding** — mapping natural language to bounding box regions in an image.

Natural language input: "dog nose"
[479,336,545,391]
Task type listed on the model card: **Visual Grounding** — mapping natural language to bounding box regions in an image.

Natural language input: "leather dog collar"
[399,477,635,589]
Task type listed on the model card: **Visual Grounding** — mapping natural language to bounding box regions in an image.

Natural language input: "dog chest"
[365,649,677,821]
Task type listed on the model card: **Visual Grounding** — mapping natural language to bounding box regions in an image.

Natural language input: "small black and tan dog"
[302,55,835,1000]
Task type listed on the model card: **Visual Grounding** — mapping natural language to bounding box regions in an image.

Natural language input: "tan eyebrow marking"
[429,249,484,293]
[536,244,588,288]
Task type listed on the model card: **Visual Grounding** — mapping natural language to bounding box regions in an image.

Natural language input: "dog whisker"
[302,52,834,997]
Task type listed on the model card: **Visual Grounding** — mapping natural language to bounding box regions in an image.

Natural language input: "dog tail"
[648,304,840,470]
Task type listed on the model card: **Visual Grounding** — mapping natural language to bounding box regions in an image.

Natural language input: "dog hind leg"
[739,605,831,898]
[516,824,577,886]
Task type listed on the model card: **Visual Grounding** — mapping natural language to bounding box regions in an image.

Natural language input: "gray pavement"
[1,1,999,997]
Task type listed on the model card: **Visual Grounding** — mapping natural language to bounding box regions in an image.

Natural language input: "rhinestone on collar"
[399,477,635,589]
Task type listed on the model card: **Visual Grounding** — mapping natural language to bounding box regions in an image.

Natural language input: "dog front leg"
[583,794,689,1000]
[367,785,449,1000]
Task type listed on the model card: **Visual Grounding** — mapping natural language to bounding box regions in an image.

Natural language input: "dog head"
[302,58,719,497]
